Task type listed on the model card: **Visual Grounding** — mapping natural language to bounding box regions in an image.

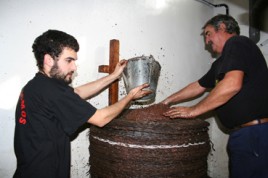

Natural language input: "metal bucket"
[122,55,161,103]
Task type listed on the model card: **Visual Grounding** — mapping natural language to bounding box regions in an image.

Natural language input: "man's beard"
[50,62,73,85]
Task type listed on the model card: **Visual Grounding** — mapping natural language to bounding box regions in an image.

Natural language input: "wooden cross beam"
[98,39,119,105]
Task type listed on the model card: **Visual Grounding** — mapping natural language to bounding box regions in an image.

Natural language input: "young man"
[13,30,151,178]
[162,15,268,177]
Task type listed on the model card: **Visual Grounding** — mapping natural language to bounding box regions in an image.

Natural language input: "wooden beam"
[98,39,119,105]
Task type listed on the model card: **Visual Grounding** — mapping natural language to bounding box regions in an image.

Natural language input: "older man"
[162,15,268,177]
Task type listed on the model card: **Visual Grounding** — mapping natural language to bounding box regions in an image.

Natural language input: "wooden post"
[98,39,119,105]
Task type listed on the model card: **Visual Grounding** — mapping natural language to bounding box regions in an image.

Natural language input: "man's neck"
[39,70,50,77]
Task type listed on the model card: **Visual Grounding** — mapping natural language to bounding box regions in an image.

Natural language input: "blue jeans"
[227,123,268,178]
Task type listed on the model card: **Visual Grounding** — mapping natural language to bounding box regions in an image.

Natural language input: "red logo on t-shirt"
[19,92,27,125]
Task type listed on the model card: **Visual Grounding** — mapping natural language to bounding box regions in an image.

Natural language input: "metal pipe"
[195,0,229,15]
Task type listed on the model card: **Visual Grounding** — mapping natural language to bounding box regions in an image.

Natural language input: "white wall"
[1,0,267,178]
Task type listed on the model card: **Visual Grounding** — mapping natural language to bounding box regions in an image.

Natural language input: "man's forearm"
[74,73,118,99]
[163,81,206,105]
[193,71,243,115]
[87,93,133,127]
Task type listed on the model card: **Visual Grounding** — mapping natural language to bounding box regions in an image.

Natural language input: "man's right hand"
[128,83,152,100]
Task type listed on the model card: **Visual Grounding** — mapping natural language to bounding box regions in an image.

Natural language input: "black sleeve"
[198,64,216,88]
[53,87,97,136]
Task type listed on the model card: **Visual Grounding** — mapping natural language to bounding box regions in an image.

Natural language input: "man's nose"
[71,61,77,71]
[205,38,210,45]
[206,39,213,46]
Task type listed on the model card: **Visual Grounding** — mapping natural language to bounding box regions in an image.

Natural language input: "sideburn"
[50,60,72,84]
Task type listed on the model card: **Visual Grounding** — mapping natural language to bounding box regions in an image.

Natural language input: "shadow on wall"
[224,0,268,32]
[234,0,268,43]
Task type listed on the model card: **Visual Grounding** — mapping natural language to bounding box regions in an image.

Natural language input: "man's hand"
[163,106,197,119]
[112,60,128,79]
[128,83,152,100]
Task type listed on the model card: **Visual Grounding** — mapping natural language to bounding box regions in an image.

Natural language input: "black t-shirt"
[199,36,268,129]
[14,72,97,178]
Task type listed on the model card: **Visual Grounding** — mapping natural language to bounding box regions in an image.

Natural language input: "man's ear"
[219,23,227,32]
[44,54,54,67]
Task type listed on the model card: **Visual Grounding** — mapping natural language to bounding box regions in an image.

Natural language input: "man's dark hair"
[32,30,79,70]
[202,14,240,35]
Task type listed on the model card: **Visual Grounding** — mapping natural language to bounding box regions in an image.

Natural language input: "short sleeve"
[52,87,97,135]
[198,63,216,88]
